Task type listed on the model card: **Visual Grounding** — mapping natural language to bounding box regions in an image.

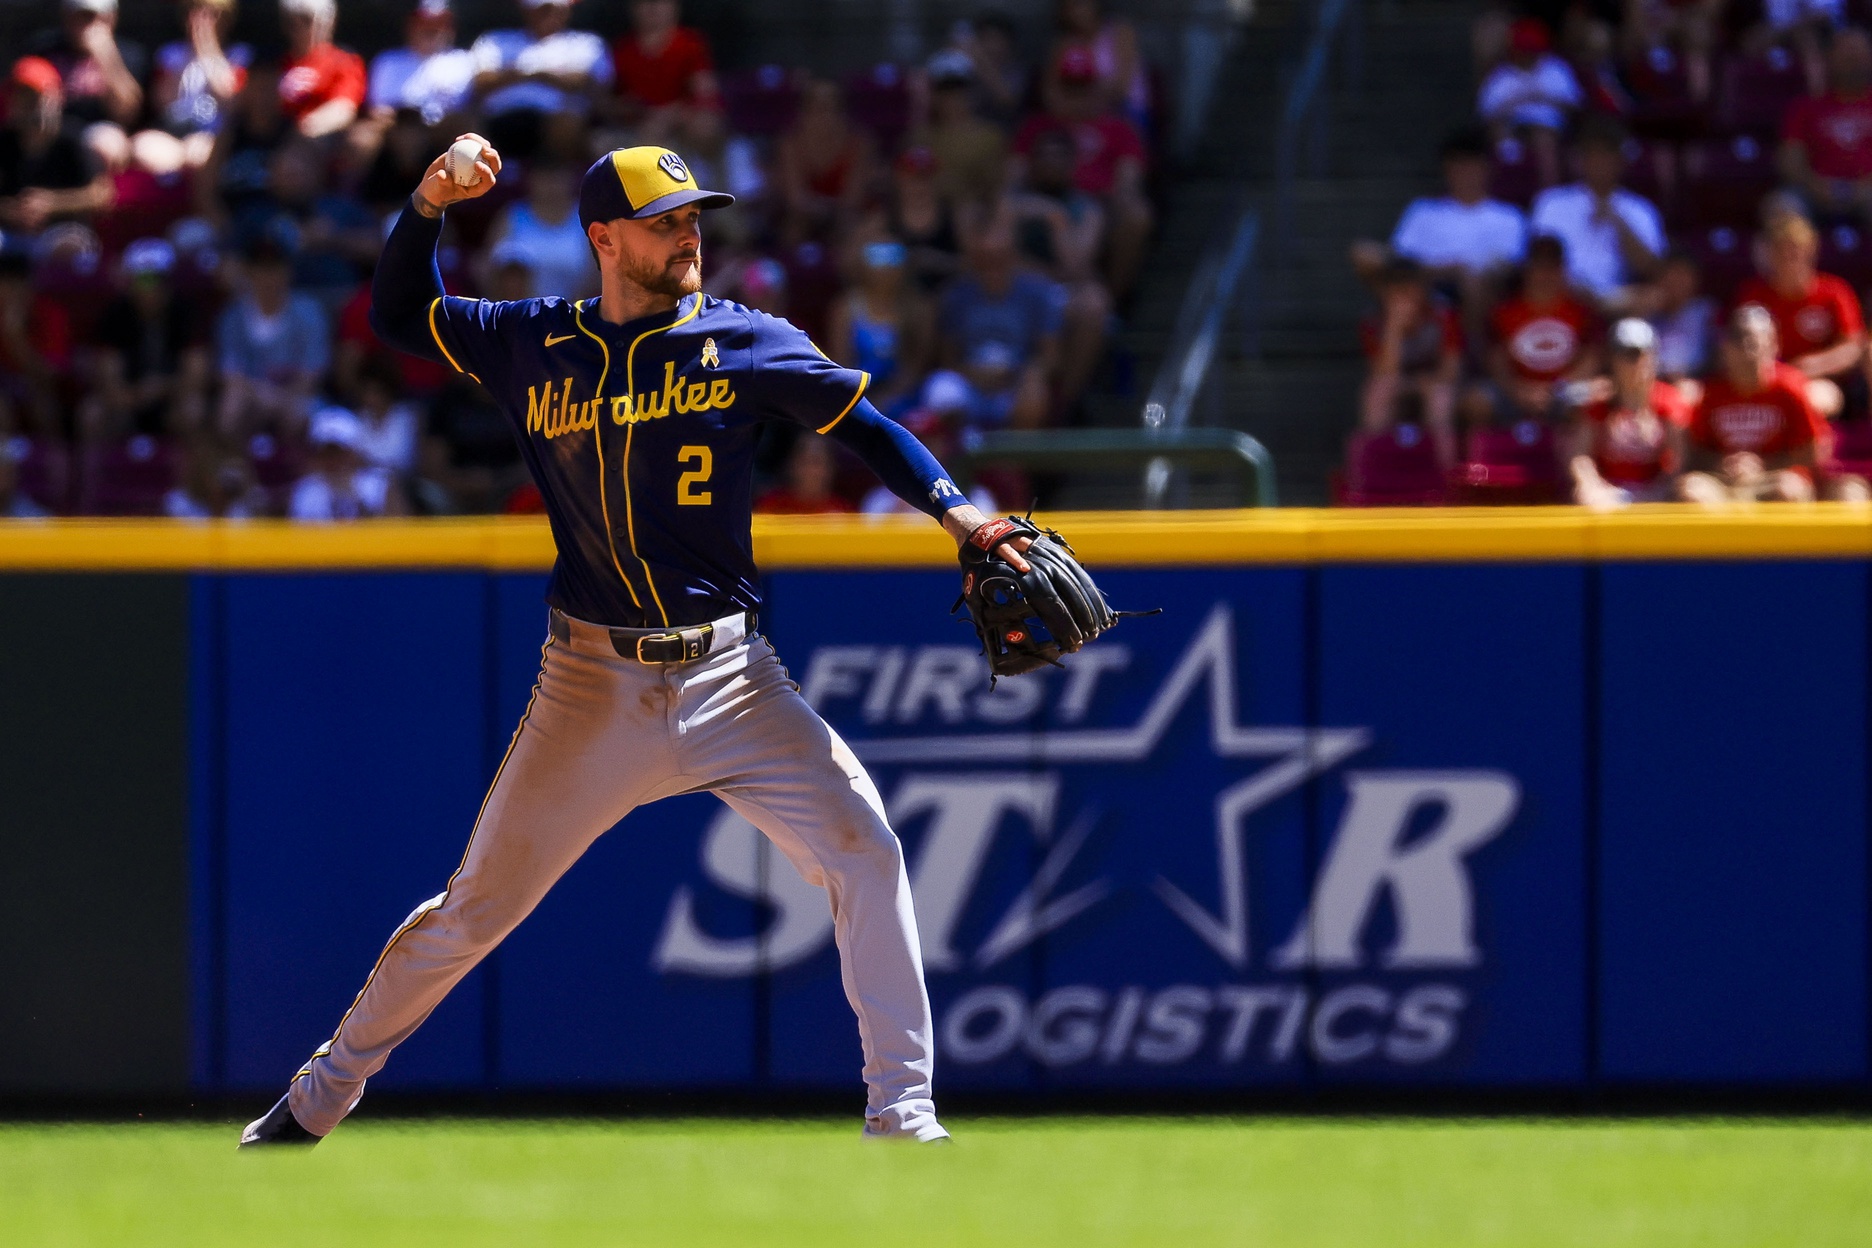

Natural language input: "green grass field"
[3,1116,1870,1246]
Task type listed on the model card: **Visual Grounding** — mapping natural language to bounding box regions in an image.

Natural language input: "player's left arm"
[821,400,1034,572]
[755,315,1034,570]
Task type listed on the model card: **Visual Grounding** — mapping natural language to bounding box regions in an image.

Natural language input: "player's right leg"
[242,627,682,1146]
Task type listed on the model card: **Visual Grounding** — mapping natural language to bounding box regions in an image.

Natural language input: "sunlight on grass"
[3,1116,1869,1247]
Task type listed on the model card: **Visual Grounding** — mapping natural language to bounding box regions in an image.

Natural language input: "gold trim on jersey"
[620,297,703,627]
[426,297,481,383]
[575,301,644,613]
[816,371,871,435]
[572,302,612,397]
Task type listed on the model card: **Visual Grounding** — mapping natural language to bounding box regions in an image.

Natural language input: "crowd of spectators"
[1345,0,1872,507]
[0,0,1160,522]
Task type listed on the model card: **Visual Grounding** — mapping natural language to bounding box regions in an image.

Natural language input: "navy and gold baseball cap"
[578,146,735,230]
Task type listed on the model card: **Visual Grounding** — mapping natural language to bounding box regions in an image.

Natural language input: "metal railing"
[1136,0,1363,509]
[1172,0,1260,163]
[1138,205,1268,506]
[1272,0,1359,245]
[958,427,1277,508]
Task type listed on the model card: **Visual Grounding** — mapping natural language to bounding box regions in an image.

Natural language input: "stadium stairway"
[1075,0,1481,507]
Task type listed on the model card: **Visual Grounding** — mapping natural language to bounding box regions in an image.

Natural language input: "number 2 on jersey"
[677,445,713,505]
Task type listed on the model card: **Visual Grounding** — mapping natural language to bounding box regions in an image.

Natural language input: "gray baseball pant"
[287,610,944,1140]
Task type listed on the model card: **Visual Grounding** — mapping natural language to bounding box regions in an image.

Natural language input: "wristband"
[968,517,1018,551]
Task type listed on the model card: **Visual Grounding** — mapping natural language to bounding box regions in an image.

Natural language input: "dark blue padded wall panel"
[1010,569,1315,1091]
[185,557,1872,1096]
[219,574,492,1091]
[1313,564,1589,1085]
[493,792,761,1087]
[492,574,553,753]
[756,569,1316,1091]
[1598,561,1868,1082]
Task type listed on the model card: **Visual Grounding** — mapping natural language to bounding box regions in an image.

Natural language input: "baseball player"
[238,136,1053,1148]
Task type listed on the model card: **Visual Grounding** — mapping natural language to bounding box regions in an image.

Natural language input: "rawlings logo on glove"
[954,515,1159,680]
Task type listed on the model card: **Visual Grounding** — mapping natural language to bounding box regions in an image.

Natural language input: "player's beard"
[628,249,703,299]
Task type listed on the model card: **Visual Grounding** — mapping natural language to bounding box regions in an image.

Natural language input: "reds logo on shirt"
[1794,304,1837,346]
[1509,318,1579,374]
[1709,403,1783,450]
[1602,410,1665,463]
[279,66,321,102]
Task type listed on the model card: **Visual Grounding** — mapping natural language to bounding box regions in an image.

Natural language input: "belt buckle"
[634,623,712,664]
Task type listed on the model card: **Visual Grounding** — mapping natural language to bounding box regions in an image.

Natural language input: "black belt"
[550,608,756,664]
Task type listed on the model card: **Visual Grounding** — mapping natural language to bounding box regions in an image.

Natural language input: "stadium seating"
[1820,224,1872,291]
[1488,137,1541,209]
[721,64,800,136]
[843,63,913,150]
[1621,138,1677,226]
[1450,421,1562,504]
[35,241,118,346]
[1679,134,1780,229]
[6,434,72,513]
[1680,224,1755,301]
[1335,426,1447,506]
[1626,44,1706,142]
[1826,418,1872,479]
[77,435,179,516]
[1715,46,1809,137]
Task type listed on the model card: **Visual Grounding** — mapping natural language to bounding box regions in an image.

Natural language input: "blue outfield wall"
[185,562,1872,1095]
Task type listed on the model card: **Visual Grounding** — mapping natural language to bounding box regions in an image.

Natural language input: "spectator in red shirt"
[1566,317,1690,508]
[1012,46,1151,300]
[1042,0,1150,134]
[755,433,855,514]
[1482,235,1602,422]
[336,282,449,403]
[1681,304,1825,503]
[610,0,717,145]
[1779,27,1872,229]
[277,0,367,139]
[1360,258,1463,467]
[1734,213,1866,418]
[0,250,72,437]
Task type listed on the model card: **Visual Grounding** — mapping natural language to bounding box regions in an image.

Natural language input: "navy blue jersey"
[373,200,964,629]
[430,291,877,626]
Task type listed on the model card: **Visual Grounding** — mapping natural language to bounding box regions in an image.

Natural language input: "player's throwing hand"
[413,133,503,216]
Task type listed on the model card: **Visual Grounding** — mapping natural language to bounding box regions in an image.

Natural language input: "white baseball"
[446,138,485,188]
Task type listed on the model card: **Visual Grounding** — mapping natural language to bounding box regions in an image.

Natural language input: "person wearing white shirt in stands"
[350,355,422,475]
[288,407,405,521]
[1529,117,1666,310]
[1478,17,1580,186]
[1352,127,1526,343]
[1478,18,1582,131]
[368,0,477,127]
[470,0,612,158]
[1388,129,1528,278]
[482,159,595,300]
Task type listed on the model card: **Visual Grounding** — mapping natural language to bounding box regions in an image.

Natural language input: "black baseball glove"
[955,516,1158,679]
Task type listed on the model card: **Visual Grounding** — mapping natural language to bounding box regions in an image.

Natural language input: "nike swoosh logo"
[544,333,576,347]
